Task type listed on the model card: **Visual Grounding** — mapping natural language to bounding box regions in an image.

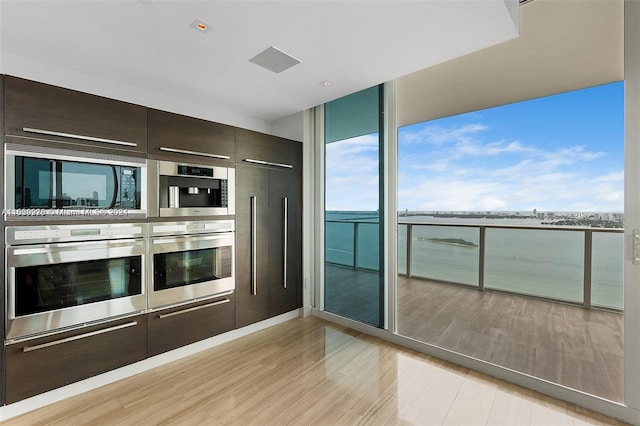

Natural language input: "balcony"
[325,218,624,401]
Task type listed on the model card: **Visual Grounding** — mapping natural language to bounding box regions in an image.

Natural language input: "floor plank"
[2,316,628,426]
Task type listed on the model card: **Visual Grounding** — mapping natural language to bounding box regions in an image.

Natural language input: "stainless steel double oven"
[5,223,148,341]
[148,220,235,310]
[4,146,236,342]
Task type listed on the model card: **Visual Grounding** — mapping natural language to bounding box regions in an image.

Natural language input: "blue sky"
[326,81,624,212]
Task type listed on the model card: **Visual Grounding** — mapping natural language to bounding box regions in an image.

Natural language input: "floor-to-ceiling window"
[324,85,385,327]
[397,81,625,401]
[312,0,640,421]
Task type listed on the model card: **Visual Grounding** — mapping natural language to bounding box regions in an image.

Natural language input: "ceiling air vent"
[249,46,301,74]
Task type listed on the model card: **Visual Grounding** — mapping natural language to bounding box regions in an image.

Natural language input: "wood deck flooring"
[398,276,624,403]
[325,264,623,402]
[2,316,628,425]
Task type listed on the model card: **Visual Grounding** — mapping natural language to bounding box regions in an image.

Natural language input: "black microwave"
[4,144,147,219]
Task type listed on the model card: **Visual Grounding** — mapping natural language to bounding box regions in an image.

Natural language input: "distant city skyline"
[325,81,624,213]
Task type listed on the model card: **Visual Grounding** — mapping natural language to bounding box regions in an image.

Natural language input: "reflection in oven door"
[154,247,232,291]
[148,221,235,309]
[5,224,147,341]
[15,256,142,316]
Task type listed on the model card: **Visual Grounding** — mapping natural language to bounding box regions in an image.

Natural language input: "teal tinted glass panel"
[324,86,384,327]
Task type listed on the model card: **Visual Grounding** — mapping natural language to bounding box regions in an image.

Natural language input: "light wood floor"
[325,264,623,402]
[3,316,628,425]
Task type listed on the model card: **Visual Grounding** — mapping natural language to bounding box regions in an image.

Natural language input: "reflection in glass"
[153,247,232,291]
[15,256,142,316]
[324,85,384,328]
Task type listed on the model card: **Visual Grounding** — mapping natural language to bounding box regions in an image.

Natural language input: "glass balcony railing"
[326,219,624,310]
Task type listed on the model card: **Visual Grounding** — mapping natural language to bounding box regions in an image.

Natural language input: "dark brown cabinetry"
[4,315,147,404]
[3,76,147,155]
[236,128,299,168]
[148,109,235,164]
[147,294,235,356]
[235,165,270,326]
[268,168,303,317]
[0,74,305,405]
[235,134,302,328]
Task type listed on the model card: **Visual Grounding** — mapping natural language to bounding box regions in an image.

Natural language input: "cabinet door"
[5,315,147,404]
[148,294,235,356]
[268,168,303,316]
[235,165,270,327]
[148,109,235,164]
[4,76,147,154]
[236,129,300,168]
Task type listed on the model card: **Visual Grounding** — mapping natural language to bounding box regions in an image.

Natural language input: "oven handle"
[283,197,288,289]
[251,195,257,295]
[157,299,231,319]
[159,146,231,160]
[150,234,234,250]
[22,321,138,352]
[22,127,138,147]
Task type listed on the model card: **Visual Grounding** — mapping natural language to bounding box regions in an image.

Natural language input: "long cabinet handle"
[157,299,231,319]
[251,196,258,295]
[22,127,138,147]
[22,321,138,353]
[159,146,231,160]
[243,158,293,169]
[283,197,288,289]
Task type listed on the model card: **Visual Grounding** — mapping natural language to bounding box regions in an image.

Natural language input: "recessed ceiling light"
[190,19,211,33]
[320,80,333,87]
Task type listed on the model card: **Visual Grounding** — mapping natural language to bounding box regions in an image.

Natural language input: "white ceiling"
[0,0,519,130]
[398,0,624,127]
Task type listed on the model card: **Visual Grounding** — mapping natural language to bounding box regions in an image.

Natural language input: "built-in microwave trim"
[4,143,147,220]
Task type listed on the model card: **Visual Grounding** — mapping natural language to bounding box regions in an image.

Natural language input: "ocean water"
[326,212,623,309]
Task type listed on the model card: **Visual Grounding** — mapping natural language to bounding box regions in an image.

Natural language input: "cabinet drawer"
[236,129,301,171]
[5,315,147,404]
[4,76,147,154]
[147,294,235,356]
[148,109,235,164]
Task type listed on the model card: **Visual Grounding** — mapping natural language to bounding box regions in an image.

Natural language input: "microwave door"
[59,161,118,209]
[16,157,56,209]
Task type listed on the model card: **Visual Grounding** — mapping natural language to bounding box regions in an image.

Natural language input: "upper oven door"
[5,143,147,220]
[149,232,235,309]
[6,237,147,341]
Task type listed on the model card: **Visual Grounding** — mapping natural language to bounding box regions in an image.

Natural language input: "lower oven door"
[149,233,235,309]
[6,239,146,341]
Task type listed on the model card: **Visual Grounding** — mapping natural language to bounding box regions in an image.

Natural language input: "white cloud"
[326,120,622,213]
[326,134,381,211]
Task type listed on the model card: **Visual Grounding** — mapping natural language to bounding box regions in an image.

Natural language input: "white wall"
[624,0,640,421]
[271,112,304,142]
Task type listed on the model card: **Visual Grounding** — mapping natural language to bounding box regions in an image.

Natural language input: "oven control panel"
[6,224,147,245]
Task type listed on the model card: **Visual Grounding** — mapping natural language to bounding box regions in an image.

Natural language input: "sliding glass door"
[323,85,384,327]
